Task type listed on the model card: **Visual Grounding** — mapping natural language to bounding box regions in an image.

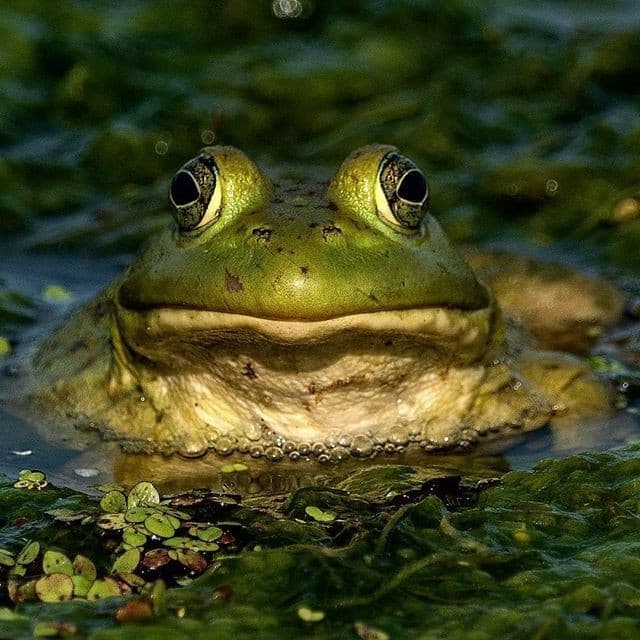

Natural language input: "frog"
[5,144,625,461]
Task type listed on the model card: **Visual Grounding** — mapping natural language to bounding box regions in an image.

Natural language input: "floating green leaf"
[71,575,93,598]
[100,490,127,513]
[46,508,90,523]
[119,572,145,588]
[144,513,177,538]
[86,577,121,601]
[13,469,47,490]
[112,548,141,575]
[305,506,336,523]
[0,550,15,567]
[191,526,223,542]
[73,555,97,582]
[98,513,127,530]
[127,482,160,508]
[163,537,219,552]
[35,574,74,602]
[16,541,40,565]
[123,528,148,548]
[125,507,152,523]
[95,484,126,493]
[42,551,73,577]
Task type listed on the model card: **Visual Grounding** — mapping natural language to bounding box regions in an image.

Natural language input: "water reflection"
[0,405,637,496]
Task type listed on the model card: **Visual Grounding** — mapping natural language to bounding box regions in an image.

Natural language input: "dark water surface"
[2,0,640,637]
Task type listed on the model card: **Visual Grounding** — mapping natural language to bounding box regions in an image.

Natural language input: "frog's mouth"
[115,301,498,367]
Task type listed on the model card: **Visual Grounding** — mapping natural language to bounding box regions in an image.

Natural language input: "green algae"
[0,449,639,637]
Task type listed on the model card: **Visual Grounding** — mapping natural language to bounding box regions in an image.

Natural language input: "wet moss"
[0,447,639,637]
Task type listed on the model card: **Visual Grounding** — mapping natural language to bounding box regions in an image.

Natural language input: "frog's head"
[117,144,489,328]
[113,146,496,457]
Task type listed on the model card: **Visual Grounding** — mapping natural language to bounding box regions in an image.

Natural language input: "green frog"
[10,145,624,461]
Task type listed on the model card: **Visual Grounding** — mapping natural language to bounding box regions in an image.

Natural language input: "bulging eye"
[375,152,429,231]
[168,152,222,232]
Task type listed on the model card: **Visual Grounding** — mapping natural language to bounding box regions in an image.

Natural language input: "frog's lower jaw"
[101,303,553,459]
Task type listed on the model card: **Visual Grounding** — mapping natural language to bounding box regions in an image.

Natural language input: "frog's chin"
[115,302,497,363]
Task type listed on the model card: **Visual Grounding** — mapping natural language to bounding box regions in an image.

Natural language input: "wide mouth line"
[116,300,490,324]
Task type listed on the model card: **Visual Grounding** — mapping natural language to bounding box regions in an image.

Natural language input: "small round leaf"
[35,574,74,602]
[43,551,73,577]
[100,490,127,513]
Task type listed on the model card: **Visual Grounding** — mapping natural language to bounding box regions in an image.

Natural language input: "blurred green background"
[2,0,640,261]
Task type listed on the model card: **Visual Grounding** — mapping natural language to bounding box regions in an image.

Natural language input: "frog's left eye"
[375,152,429,231]
[169,153,222,232]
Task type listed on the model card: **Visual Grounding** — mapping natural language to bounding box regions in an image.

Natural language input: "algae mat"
[0,449,640,638]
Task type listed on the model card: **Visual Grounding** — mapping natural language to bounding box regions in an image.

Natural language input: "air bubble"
[249,445,264,458]
[289,451,300,461]
[214,437,236,456]
[389,432,409,446]
[298,442,311,456]
[317,454,330,464]
[283,441,296,453]
[350,434,374,457]
[264,446,284,461]
[312,442,326,456]
[244,424,263,441]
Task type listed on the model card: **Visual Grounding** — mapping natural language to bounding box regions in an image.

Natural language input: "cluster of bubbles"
[199,422,484,462]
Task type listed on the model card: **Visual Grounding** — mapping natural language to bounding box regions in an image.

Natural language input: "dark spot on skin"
[296,235,302,240]
[92,299,110,320]
[155,410,165,424]
[272,197,283,204]
[322,225,342,241]
[384,339,393,347]
[309,222,319,228]
[327,202,338,211]
[300,266,309,275]
[276,247,284,253]
[242,362,258,379]
[308,382,318,394]
[252,227,272,242]
[68,340,87,354]
[368,292,379,303]
[225,269,244,293]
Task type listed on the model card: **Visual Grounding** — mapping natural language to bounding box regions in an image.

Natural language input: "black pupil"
[171,171,199,206]
[397,170,427,204]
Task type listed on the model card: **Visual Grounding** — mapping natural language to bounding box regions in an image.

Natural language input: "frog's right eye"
[169,152,222,232]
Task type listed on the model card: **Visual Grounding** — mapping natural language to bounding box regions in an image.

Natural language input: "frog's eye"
[169,153,222,232]
[375,152,429,231]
